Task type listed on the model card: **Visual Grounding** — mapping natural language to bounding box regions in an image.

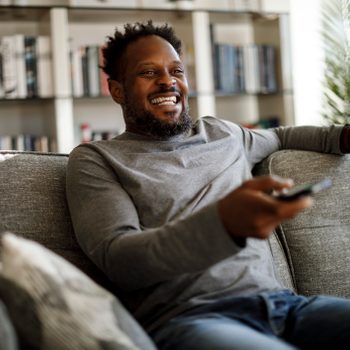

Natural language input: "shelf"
[0,3,293,153]
[214,90,293,98]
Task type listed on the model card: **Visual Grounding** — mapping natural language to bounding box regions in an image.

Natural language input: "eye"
[173,68,184,75]
[140,70,157,77]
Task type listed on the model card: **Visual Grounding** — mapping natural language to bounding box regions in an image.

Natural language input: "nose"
[157,71,176,88]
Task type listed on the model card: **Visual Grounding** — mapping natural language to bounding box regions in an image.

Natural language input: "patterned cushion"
[0,232,156,350]
[256,150,350,298]
[0,300,18,350]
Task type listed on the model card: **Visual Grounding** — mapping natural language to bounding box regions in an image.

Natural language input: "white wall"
[290,0,325,126]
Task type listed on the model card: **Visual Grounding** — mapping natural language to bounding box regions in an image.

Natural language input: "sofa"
[1,149,350,349]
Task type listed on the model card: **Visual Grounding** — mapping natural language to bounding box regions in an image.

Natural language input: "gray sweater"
[66,116,343,331]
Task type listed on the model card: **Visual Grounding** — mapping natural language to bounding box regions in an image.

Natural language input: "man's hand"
[218,176,313,240]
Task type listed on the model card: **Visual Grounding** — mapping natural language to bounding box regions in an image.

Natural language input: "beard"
[124,96,193,139]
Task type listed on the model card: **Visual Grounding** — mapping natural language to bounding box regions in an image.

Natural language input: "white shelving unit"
[0,0,293,153]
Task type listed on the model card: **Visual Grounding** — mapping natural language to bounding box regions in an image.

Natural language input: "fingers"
[243,175,294,193]
[218,176,314,241]
[274,195,314,220]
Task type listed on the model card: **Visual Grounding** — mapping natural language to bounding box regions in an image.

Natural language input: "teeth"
[151,96,177,105]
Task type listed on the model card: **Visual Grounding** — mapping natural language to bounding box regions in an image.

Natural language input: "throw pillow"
[0,300,18,350]
[0,154,17,162]
[0,232,156,350]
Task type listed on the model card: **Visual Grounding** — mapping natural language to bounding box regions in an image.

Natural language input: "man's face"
[113,35,191,139]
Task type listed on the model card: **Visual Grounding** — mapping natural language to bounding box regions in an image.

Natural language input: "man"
[66,21,350,349]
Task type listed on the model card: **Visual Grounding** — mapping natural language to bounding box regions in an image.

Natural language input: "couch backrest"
[4,150,348,299]
[256,150,350,298]
[0,151,114,291]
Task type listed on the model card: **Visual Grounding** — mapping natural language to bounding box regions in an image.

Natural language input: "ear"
[109,79,125,104]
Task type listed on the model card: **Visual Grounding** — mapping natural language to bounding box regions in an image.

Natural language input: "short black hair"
[101,20,182,82]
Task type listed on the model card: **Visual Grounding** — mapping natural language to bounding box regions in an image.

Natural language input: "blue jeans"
[151,290,350,349]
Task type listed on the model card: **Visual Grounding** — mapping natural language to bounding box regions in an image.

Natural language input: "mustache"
[156,86,179,94]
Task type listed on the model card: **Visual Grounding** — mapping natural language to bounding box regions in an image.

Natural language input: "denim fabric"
[151,290,350,350]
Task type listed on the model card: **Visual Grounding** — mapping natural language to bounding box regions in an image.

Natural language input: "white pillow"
[0,232,149,350]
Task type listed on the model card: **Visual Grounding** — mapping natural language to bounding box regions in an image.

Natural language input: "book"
[243,44,260,94]
[13,34,27,99]
[264,45,277,93]
[258,45,267,93]
[87,45,100,97]
[71,48,84,97]
[0,44,4,98]
[15,134,25,151]
[24,36,38,98]
[36,36,53,98]
[235,46,245,93]
[214,43,235,92]
[98,46,109,96]
[0,135,12,150]
[81,47,89,97]
[257,45,277,94]
[2,36,17,98]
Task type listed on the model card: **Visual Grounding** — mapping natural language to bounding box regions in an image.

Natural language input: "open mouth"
[150,95,180,106]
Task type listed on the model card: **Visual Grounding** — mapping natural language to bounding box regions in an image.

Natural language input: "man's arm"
[224,122,346,167]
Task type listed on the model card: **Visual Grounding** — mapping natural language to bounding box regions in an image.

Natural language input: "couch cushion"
[0,232,156,350]
[256,150,350,297]
[0,152,113,292]
[0,299,18,350]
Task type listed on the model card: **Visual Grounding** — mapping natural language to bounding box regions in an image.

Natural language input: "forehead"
[123,35,181,70]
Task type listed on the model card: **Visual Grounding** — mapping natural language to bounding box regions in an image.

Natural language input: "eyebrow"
[136,60,183,68]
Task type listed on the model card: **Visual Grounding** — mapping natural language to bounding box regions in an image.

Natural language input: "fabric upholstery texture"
[0,151,156,350]
[256,150,350,297]
[0,299,18,350]
[0,152,113,291]
[2,149,350,347]
[0,232,156,350]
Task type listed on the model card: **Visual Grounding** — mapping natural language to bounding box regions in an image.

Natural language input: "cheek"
[179,79,189,94]
[129,81,151,100]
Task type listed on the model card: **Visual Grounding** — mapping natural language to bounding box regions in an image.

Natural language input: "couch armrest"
[255,150,350,297]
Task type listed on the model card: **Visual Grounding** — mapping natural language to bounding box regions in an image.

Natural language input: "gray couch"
[1,149,350,347]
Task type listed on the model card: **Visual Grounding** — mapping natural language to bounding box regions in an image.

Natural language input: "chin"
[161,112,181,122]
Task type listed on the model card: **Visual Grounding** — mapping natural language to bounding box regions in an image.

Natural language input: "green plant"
[322,0,350,124]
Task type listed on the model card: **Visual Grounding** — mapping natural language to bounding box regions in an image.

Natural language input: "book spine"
[13,34,27,99]
[236,46,245,93]
[258,44,266,93]
[36,36,53,98]
[71,48,84,97]
[0,135,12,150]
[87,45,100,97]
[98,46,110,96]
[231,45,239,93]
[0,41,4,98]
[24,36,38,98]
[243,44,260,94]
[2,36,17,98]
[224,44,235,93]
[81,47,89,96]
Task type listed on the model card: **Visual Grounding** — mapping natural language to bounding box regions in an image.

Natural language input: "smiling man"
[66,21,350,350]
[107,28,191,139]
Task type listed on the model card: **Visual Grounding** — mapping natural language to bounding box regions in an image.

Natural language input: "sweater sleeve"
[223,121,344,168]
[66,145,242,292]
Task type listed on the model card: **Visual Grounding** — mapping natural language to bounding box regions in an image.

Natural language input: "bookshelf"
[0,0,293,153]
